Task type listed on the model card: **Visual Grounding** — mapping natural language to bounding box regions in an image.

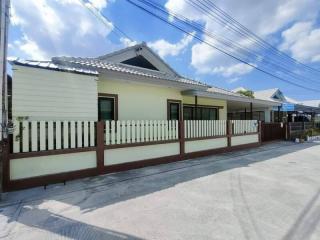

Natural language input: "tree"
[237,90,255,98]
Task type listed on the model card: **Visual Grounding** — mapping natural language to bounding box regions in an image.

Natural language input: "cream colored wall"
[185,138,228,153]
[12,66,98,121]
[104,142,180,165]
[182,96,227,120]
[98,78,182,120]
[10,151,96,180]
[231,134,259,146]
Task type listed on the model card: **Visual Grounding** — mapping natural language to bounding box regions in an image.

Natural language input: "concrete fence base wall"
[104,142,180,166]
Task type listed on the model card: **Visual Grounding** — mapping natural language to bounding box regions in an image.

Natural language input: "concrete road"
[0,141,320,240]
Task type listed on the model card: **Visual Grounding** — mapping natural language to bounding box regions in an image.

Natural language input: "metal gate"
[261,122,286,142]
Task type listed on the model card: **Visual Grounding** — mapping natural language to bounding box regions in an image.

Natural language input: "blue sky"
[8,0,320,101]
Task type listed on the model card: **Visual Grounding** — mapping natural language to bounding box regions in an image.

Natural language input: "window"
[183,106,194,120]
[167,100,181,120]
[98,94,118,121]
[183,106,218,120]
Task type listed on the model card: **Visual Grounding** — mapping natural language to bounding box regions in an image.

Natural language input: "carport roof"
[182,89,281,107]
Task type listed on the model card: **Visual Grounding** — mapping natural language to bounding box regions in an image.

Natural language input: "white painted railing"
[184,120,227,138]
[105,120,179,145]
[231,120,258,134]
[12,120,96,153]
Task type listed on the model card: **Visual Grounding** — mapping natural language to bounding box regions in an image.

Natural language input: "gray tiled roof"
[207,86,244,97]
[8,58,99,76]
[51,56,208,87]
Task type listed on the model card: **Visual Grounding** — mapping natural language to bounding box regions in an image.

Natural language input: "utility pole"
[0,0,10,140]
[0,0,10,196]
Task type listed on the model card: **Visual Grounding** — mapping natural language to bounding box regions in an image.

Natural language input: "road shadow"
[1,206,143,239]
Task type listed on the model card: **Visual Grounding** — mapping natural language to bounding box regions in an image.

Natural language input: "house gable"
[121,55,159,71]
[97,43,179,76]
[271,89,286,102]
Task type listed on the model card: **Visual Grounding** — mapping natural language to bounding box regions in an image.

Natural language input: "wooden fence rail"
[105,120,179,145]
[12,120,96,153]
[184,120,226,139]
[231,120,258,135]
[11,120,260,152]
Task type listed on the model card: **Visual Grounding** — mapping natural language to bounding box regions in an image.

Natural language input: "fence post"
[227,120,231,147]
[258,121,262,144]
[2,139,10,192]
[96,121,105,174]
[179,121,185,158]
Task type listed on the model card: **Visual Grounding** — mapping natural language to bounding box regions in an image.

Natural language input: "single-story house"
[9,43,279,123]
[4,43,285,191]
[253,88,320,122]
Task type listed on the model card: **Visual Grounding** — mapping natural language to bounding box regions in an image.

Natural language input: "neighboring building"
[9,43,278,123]
[301,100,320,108]
[254,88,320,122]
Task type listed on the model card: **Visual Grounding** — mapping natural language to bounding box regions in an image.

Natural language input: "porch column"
[277,106,281,122]
[195,95,198,120]
[250,102,253,120]
[244,108,247,120]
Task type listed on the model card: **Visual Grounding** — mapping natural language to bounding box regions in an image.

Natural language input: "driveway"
[0,141,320,240]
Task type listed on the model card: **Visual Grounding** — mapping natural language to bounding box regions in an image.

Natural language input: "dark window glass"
[183,106,218,120]
[98,97,115,121]
[169,102,180,120]
[183,106,193,120]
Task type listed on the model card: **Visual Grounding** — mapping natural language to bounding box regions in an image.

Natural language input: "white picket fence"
[231,120,258,134]
[105,120,179,145]
[184,120,227,139]
[13,120,96,153]
[12,120,259,153]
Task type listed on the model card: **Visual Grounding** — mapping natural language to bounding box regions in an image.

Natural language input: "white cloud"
[13,35,49,60]
[88,0,108,11]
[165,0,320,77]
[280,21,320,63]
[120,37,138,47]
[10,0,116,59]
[148,32,195,58]
[212,63,255,77]
[227,77,240,83]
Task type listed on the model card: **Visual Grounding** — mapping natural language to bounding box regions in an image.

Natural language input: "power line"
[199,0,320,74]
[125,0,320,92]
[137,0,320,87]
[79,0,134,42]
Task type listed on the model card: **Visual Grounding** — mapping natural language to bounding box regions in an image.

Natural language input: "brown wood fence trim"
[231,132,259,137]
[185,135,227,142]
[5,167,98,192]
[96,121,105,174]
[105,139,179,149]
[9,146,97,160]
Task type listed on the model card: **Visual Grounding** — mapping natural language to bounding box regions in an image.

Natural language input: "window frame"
[98,93,118,121]
[167,99,182,121]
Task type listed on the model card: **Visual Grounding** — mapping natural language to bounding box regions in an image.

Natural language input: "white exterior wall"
[104,142,180,166]
[98,78,182,120]
[12,66,98,121]
[10,151,96,180]
[231,134,259,146]
[185,138,228,153]
[264,108,272,123]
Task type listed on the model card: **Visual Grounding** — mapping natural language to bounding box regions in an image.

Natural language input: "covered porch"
[181,88,280,123]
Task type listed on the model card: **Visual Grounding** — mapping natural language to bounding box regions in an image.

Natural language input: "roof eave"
[182,89,281,106]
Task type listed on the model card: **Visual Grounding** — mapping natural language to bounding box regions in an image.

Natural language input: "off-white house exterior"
[10,43,278,123]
